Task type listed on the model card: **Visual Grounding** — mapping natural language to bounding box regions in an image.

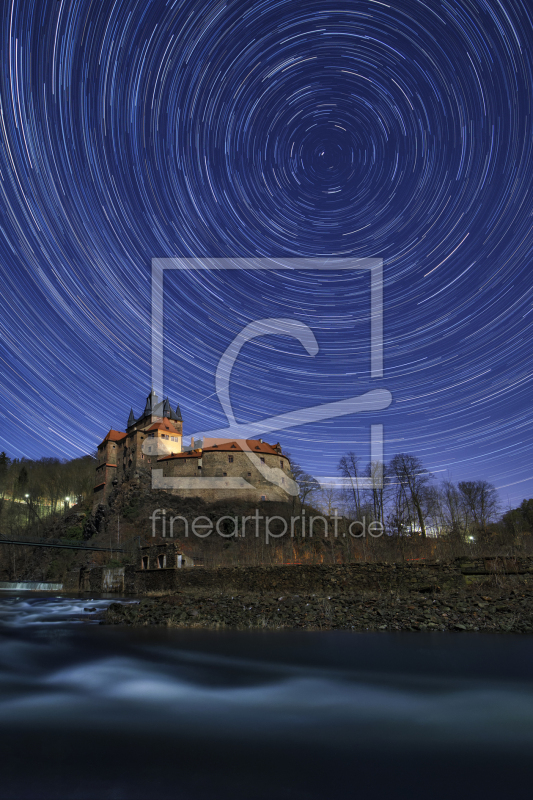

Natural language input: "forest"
[0,451,96,538]
[290,451,530,548]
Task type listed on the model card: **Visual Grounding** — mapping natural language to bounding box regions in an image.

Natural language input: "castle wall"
[158,450,292,503]
[95,439,120,500]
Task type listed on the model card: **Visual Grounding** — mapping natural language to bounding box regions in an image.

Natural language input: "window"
[142,556,149,570]
[228,456,233,463]
[158,554,166,569]
[247,472,251,477]
[147,447,152,453]
[148,433,155,438]
[280,461,284,469]
[260,457,265,464]
[223,472,227,477]
[163,434,169,440]
[261,495,266,501]
[141,454,144,460]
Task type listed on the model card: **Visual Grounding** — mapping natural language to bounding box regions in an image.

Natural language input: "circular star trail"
[0,0,531,504]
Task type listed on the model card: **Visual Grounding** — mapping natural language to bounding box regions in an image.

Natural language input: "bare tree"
[387,478,411,537]
[338,452,362,519]
[389,453,432,538]
[458,480,500,533]
[438,480,463,537]
[363,460,390,524]
[316,485,342,516]
[286,456,320,509]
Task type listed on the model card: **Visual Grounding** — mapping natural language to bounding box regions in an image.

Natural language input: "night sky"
[0,0,531,508]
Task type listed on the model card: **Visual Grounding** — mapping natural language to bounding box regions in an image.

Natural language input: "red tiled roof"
[158,440,288,462]
[146,418,181,433]
[98,429,127,447]
[158,448,202,462]
[204,440,283,455]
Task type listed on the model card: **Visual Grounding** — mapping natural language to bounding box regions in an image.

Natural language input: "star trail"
[0,0,531,506]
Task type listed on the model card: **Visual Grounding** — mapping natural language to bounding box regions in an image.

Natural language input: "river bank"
[102,585,533,632]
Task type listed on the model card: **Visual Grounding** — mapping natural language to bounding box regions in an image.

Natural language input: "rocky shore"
[101,586,533,633]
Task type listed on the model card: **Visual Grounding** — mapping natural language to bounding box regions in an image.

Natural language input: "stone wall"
[134,560,464,595]
[102,567,125,592]
[67,556,533,596]
[158,449,291,503]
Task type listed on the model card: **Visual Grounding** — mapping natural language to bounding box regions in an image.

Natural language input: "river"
[1,594,533,799]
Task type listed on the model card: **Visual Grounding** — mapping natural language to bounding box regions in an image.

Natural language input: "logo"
[148,258,390,493]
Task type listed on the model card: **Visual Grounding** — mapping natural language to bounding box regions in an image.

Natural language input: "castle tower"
[94,388,184,501]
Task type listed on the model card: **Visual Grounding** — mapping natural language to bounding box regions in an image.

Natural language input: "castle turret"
[127,408,135,427]
[144,389,158,415]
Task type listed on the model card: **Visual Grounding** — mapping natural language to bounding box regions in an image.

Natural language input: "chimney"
[191,436,194,449]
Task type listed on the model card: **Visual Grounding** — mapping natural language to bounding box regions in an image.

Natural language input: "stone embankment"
[133,559,465,595]
[94,557,533,633]
[102,586,533,633]
[69,555,533,596]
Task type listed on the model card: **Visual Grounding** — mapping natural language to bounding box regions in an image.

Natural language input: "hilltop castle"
[94,389,292,504]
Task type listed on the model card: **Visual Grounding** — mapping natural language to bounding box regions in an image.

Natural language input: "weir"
[0,581,64,592]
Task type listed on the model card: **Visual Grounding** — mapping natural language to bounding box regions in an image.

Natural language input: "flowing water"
[1,594,533,799]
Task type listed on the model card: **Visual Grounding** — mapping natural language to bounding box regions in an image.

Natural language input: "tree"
[389,453,432,538]
[423,484,444,536]
[316,485,342,516]
[338,452,362,519]
[387,478,411,537]
[16,465,29,498]
[438,480,463,537]
[286,457,320,509]
[0,451,10,489]
[520,498,533,529]
[363,460,390,524]
[501,498,533,543]
[458,480,500,534]
[0,452,11,510]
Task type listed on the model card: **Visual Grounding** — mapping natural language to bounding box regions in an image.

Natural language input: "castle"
[94,388,293,504]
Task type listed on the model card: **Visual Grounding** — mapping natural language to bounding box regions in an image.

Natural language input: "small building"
[138,541,202,571]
